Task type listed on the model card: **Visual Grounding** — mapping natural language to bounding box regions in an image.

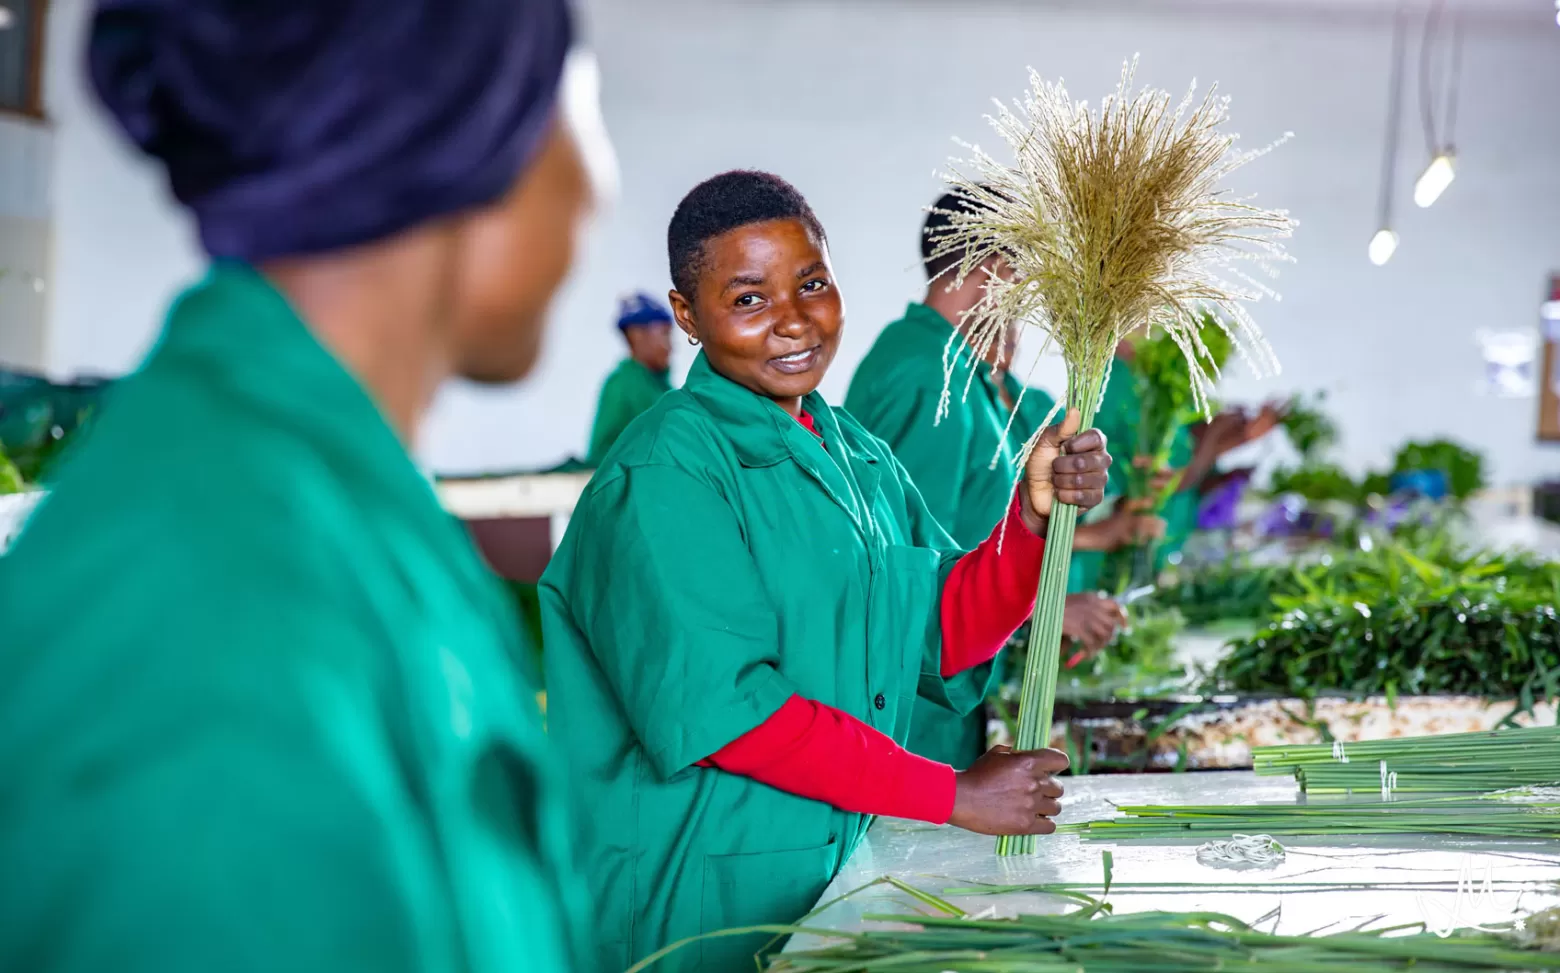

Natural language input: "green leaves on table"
[1151,559,1293,627]
[1057,604,1188,703]
[1392,438,1486,501]
[1280,390,1338,462]
[1212,542,1560,705]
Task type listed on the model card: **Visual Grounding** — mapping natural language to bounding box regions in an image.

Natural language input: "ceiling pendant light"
[1413,2,1462,209]
[1413,152,1456,208]
[1369,4,1408,266]
[1369,228,1400,267]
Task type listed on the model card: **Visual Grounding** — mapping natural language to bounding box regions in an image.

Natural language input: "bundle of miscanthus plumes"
[1253,725,1560,795]
[926,59,1293,855]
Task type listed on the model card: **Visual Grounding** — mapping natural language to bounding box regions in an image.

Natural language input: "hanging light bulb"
[1414,152,1456,208]
[0,7,14,29]
[1368,228,1399,266]
[1367,7,1407,267]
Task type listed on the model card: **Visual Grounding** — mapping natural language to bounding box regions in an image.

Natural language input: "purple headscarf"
[89,0,573,262]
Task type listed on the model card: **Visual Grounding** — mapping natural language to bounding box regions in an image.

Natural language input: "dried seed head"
[931,58,1294,431]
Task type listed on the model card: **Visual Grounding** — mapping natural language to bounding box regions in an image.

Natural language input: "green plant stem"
[998,360,1107,856]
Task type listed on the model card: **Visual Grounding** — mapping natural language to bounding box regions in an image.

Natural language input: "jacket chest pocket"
[866,544,941,739]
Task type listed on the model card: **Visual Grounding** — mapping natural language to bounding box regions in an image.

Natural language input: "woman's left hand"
[1020,407,1111,536]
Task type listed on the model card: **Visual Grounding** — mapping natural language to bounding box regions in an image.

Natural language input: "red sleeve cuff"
[938,491,1046,676]
[887,749,958,824]
[701,695,957,824]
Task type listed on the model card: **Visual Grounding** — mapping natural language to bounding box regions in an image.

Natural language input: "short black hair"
[667,170,827,298]
[921,189,994,282]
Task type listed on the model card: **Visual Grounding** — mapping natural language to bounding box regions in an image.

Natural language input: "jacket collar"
[682,352,879,534]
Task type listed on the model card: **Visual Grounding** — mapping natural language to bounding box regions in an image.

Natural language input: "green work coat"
[1090,356,1199,582]
[586,356,671,466]
[845,302,1058,768]
[0,263,589,973]
[541,353,997,972]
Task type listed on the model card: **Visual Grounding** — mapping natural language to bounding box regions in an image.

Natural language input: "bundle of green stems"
[1061,792,1560,841]
[766,910,1560,972]
[1253,726,1560,795]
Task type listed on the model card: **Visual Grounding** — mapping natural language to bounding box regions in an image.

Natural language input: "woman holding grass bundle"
[541,170,1112,971]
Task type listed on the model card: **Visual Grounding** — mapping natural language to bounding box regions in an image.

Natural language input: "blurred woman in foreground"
[0,2,612,971]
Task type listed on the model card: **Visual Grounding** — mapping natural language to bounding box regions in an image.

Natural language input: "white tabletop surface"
[787,771,1560,951]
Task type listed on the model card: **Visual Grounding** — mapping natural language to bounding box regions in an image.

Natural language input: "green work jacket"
[0,264,589,973]
[586,356,671,466]
[541,352,996,972]
[845,302,1058,768]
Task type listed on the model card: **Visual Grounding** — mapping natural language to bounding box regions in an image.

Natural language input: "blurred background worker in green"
[846,192,1162,770]
[0,2,613,972]
[1089,336,1283,588]
[586,292,675,465]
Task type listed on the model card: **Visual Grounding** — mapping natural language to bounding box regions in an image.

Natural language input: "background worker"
[847,191,1163,769]
[586,292,675,465]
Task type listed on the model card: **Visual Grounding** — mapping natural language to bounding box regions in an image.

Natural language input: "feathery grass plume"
[928,58,1295,856]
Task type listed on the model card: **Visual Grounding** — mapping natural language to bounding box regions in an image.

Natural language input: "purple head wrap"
[88,0,573,261]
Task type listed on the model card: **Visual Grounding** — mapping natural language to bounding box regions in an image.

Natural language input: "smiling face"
[668,217,843,415]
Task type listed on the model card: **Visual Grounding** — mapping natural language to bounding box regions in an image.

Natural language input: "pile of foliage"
[1267,462,1366,505]
[1055,604,1187,703]
[1212,539,1560,706]
[1392,437,1486,501]
[1151,558,1295,626]
[1267,391,1485,507]
[1278,389,1338,461]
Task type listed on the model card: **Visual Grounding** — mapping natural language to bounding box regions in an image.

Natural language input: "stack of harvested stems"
[1253,725,1560,795]
[628,872,1560,972]
[1061,791,1560,841]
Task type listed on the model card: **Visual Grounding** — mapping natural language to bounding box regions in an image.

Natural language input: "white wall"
[14,0,1560,484]
[40,0,202,377]
[0,114,52,370]
[429,0,1560,485]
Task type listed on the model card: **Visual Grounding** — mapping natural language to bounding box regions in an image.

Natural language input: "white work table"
[787,771,1560,952]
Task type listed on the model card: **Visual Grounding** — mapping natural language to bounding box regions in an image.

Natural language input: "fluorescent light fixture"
[1368,228,1399,266]
[1414,153,1456,208]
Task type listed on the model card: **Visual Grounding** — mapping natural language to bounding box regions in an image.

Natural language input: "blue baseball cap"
[616,291,673,330]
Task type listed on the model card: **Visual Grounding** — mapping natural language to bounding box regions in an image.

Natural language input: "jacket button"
[874,693,886,710]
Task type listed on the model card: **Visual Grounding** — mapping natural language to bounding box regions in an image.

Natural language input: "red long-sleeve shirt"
[700,410,1046,824]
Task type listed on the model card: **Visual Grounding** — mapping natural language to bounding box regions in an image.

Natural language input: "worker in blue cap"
[0,1,613,972]
[586,291,675,465]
